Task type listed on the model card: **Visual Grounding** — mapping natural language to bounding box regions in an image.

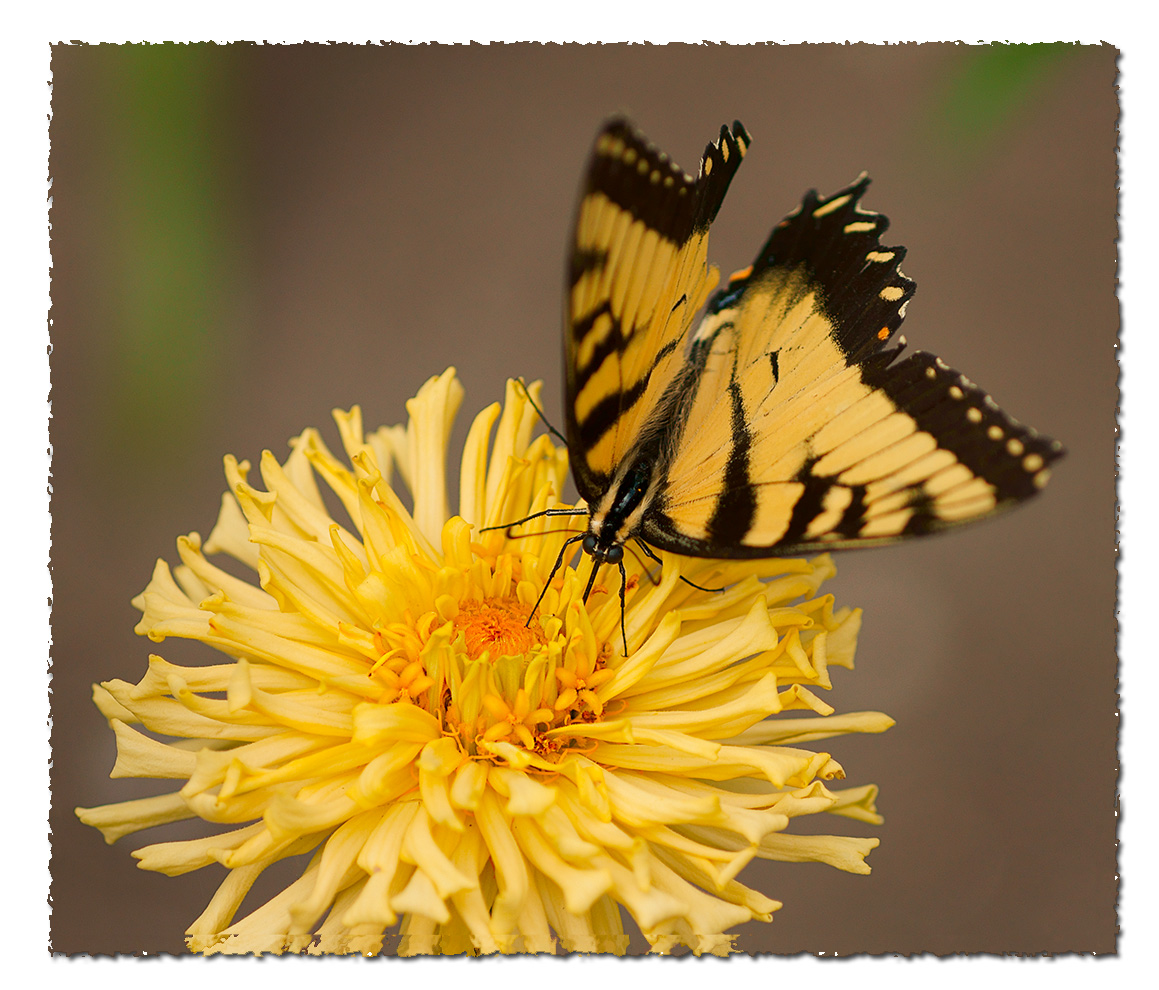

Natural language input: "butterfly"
[518,118,1063,638]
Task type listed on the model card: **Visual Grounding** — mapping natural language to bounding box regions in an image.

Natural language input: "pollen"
[455,597,545,661]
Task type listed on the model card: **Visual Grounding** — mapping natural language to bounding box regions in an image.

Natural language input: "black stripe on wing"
[567,118,751,345]
[781,473,837,546]
[707,175,915,365]
[706,373,756,543]
[576,117,750,249]
[859,348,1065,505]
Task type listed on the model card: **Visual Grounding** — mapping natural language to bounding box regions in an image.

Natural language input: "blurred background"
[50,43,1117,955]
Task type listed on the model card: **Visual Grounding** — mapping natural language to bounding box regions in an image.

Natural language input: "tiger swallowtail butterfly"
[537,118,1064,633]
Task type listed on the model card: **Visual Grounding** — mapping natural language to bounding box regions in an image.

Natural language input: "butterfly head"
[578,511,631,607]
[581,529,624,567]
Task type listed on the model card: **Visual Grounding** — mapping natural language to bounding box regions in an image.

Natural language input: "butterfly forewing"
[565,118,750,504]
[641,172,1063,556]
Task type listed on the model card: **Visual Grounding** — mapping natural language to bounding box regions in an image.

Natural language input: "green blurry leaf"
[93,44,243,467]
[917,43,1080,178]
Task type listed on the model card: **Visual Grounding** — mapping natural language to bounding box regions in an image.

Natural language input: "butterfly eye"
[606,544,624,564]
[582,533,598,555]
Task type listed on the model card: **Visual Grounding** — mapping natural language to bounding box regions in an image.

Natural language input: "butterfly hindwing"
[565,118,750,504]
[641,173,1064,556]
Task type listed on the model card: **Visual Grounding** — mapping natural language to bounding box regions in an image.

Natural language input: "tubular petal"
[77,372,891,955]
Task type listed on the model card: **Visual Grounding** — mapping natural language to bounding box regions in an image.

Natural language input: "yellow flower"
[76,368,894,956]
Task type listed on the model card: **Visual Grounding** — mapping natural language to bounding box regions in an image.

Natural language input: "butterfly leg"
[617,557,629,656]
[577,552,628,654]
[632,538,664,586]
[624,542,661,586]
[525,532,586,629]
[634,539,727,594]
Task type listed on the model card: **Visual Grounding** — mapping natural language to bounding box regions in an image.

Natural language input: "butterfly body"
[561,116,1063,600]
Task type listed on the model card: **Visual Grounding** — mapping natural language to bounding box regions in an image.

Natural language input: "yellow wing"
[565,118,750,502]
[641,176,1065,556]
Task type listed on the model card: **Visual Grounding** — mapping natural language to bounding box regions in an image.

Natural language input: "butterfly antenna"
[516,378,569,448]
[634,538,725,594]
[525,532,585,629]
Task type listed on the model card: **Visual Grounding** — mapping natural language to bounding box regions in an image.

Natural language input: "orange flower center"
[455,597,545,661]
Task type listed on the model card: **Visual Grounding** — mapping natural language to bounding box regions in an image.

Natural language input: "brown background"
[49,44,1117,955]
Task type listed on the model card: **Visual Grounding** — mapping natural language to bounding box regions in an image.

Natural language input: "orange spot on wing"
[877,327,890,340]
[728,264,754,283]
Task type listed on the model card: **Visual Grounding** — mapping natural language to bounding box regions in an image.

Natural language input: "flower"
[76,368,894,956]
